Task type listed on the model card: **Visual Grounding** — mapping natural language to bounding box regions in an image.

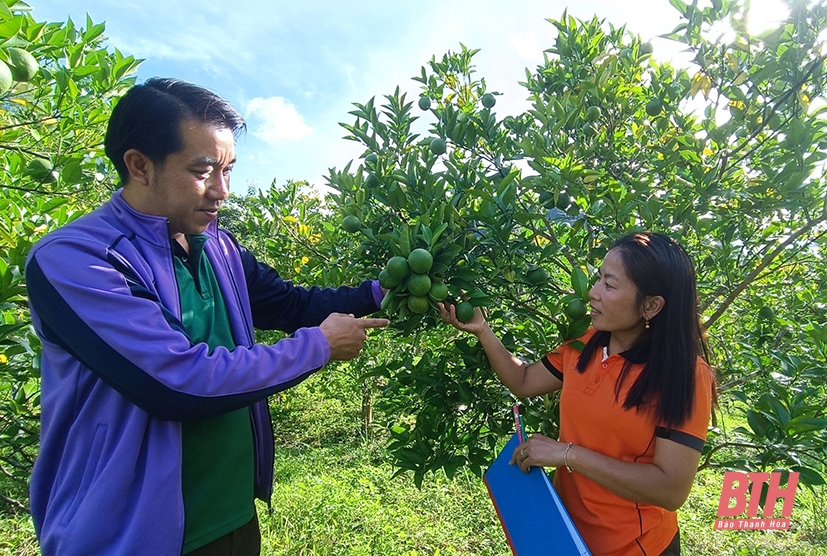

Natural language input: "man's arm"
[26,237,336,422]
[235,239,381,332]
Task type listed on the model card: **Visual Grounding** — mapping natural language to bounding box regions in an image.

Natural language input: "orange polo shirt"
[543,329,714,556]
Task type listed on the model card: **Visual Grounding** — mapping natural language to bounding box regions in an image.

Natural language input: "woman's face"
[588,248,646,345]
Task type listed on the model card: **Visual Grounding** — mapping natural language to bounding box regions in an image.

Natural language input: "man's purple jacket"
[25,190,382,555]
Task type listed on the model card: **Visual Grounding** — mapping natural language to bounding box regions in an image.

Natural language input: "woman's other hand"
[509,434,567,473]
[437,299,489,337]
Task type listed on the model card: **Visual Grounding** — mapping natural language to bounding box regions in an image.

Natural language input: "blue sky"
[28,0,786,193]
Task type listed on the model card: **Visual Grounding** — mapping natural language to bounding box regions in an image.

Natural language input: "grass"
[260,440,507,555]
[679,469,827,556]
[2,373,826,555]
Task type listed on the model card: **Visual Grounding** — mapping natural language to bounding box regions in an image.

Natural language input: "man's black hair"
[104,78,246,183]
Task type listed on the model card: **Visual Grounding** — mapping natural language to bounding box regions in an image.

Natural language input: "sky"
[27,0,788,194]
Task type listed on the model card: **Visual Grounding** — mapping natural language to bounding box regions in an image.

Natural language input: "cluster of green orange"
[378,248,448,315]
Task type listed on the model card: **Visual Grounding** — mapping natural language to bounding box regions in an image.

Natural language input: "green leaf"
[791,466,825,487]
[60,159,83,183]
[0,17,21,41]
[787,418,827,435]
[571,266,588,298]
[83,21,106,42]
[567,340,585,351]
[747,410,769,437]
[767,398,790,426]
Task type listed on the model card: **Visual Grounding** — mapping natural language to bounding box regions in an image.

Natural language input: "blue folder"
[483,433,592,556]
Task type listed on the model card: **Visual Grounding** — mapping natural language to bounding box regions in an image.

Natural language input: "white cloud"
[343,64,357,90]
[245,96,314,145]
[508,32,545,63]
[113,36,220,63]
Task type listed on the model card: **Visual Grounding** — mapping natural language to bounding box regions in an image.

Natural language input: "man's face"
[148,119,236,238]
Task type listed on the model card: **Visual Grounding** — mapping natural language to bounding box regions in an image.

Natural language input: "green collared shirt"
[173,235,255,554]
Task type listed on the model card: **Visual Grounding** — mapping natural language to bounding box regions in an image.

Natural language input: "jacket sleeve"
[233,237,382,333]
[25,236,331,422]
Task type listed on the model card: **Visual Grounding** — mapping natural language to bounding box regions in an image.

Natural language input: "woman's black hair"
[575,232,712,427]
[104,77,246,184]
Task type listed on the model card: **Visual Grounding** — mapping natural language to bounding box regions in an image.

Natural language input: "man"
[25,78,389,556]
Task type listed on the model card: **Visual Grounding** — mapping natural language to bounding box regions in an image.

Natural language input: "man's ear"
[642,295,665,321]
[122,149,153,186]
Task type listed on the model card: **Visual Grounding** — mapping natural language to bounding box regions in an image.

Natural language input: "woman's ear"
[642,295,665,321]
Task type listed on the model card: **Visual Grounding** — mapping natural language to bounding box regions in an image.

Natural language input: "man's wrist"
[370,280,385,307]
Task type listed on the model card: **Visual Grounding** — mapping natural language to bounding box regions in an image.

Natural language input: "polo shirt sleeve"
[655,358,715,452]
[541,329,597,382]
[542,350,564,381]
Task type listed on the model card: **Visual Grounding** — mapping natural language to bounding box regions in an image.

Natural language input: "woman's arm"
[512,435,702,511]
[438,301,562,398]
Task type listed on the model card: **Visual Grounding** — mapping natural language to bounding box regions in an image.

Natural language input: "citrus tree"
[221,181,395,435]
[325,0,827,488]
[0,2,139,508]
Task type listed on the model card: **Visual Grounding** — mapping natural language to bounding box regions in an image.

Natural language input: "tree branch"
[0,184,75,196]
[0,491,28,512]
[704,213,827,329]
[719,368,763,392]
[721,53,827,176]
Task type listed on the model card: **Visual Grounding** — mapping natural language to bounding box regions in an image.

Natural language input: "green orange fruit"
[0,60,12,94]
[455,301,475,323]
[646,98,663,117]
[385,255,410,282]
[407,295,430,314]
[407,248,433,274]
[539,190,554,207]
[565,298,588,320]
[342,215,361,233]
[758,306,775,320]
[481,93,496,109]
[429,138,447,156]
[379,269,402,289]
[407,273,432,296]
[7,47,38,82]
[556,192,571,209]
[429,282,449,301]
[586,106,601,122]
[418,96,431,110]
[526,267,547,285]
[640,42,653,55]
[386,256,410,281]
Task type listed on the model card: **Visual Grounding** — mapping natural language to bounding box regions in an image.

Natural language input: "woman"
[439,232,715,556]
